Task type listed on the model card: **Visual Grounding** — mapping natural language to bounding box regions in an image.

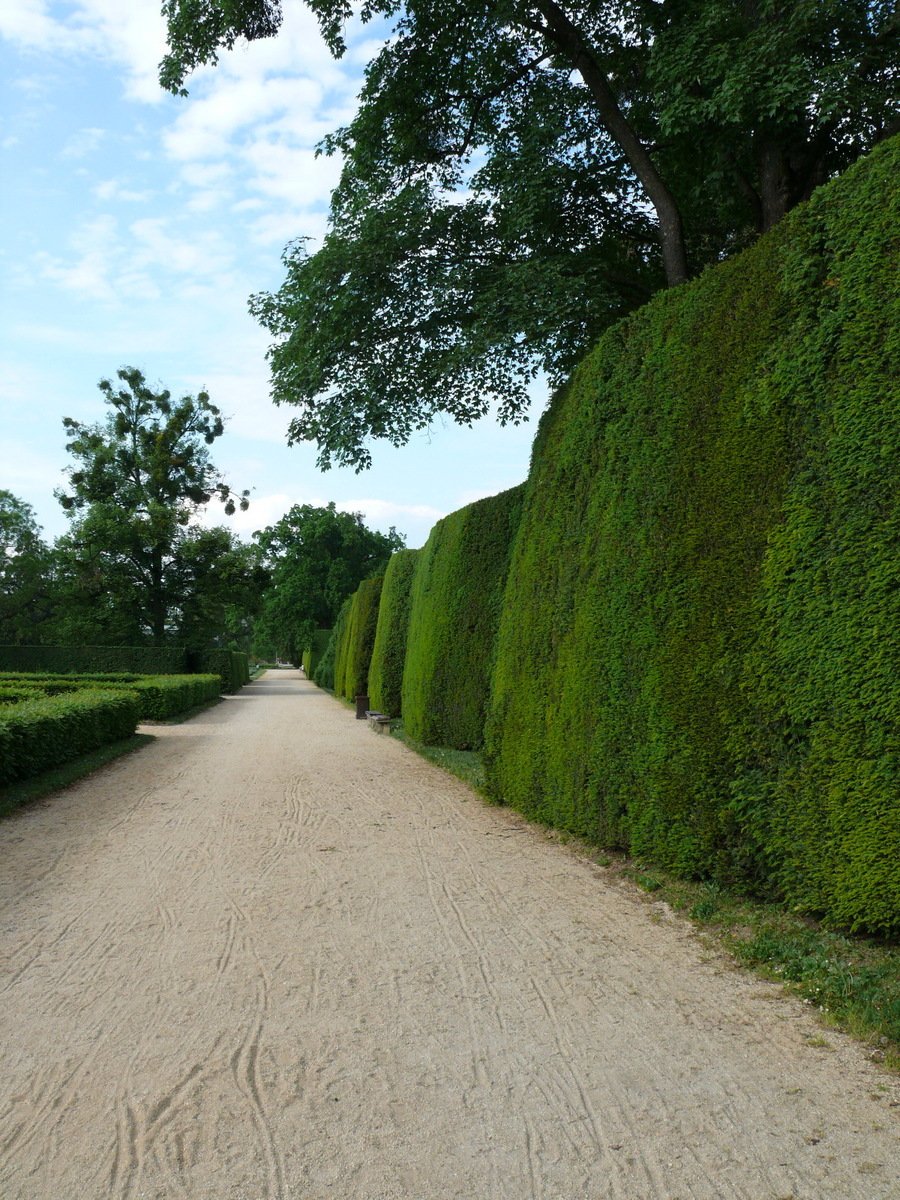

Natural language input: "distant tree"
[161,0,898,469]
[173,526,269,649]
[56,367,252,645]
[0,491,53,645]
[254,502,404,663]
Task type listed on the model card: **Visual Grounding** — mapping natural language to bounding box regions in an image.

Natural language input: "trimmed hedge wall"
[335,576,384,702]
[0,645,188,674]
[402,486,524,750]
[0,646,249,692]
[302,629,332,680]
[313,600,350,691]
[485,136,900,933]
[188,650,249,693]
[368,549,419,717]
[0,689,141,785]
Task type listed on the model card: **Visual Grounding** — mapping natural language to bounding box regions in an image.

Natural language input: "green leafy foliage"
[0,492,53,645]
[367,548,419,717]
[0,686,48,706]
[334,575,384,701]
[302,628,332,679]
[402,486,523,750]
[313,598,351,691]
[0,689,141,786]
[0,672,224,719]
[162,0,898,468]
[485,136,900,933]
[188,649,250,693]
[56,367,252,646]
[0,645,189,673]
[254,503,403,664]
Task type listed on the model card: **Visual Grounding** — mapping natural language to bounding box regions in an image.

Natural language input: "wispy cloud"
[0,1,168,102]
[216,491,445,541]
[94,178,152,203]
[61,126,106,159]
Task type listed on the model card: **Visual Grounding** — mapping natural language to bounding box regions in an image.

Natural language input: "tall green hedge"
[302,629,332,679]
[367,549,420,717]
[402,486,524,749]
[313,600,350,691]
[188,649,249,693]
[485,136,900,933]
[335,576,384,702]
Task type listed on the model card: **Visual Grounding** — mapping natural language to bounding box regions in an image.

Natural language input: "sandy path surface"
[1,669,898,1199]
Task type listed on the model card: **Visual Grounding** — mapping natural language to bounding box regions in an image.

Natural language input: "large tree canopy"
[254,502,404,663]
[162,0,898,468]
[0,491,53,645]
[57,366,253,645]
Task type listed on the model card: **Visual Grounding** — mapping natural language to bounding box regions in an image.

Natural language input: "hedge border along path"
[0,647,251,693]
[313,598,350,692]
[0,674,223,721]
[484,136,900,935]
[402,486,524,751]
[367,549,419,718]
[334,576,384,703]
[302,629,332,680]
[0,689,141,785]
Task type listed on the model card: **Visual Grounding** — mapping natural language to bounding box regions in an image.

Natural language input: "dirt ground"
[1,669,898,1199]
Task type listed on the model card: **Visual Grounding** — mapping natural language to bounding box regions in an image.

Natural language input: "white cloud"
[335,498,445,525]
[94,178,151,203]
[241,141,341,207]
[61,126,106,159]
[129,217,235,279]
[35,213,121,299]
[247,208,328,249]
[0,0,168,103]
[212,490,445,541]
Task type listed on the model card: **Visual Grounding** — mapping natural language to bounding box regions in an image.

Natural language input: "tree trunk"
[150,549,166,645]
[757,141,790,232]
[533,0,690,287]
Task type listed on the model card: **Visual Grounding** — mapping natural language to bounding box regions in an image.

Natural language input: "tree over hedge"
[0,491,52,645]
[161,0,898,468]
[57,366,252,645]
[254,502,404,664]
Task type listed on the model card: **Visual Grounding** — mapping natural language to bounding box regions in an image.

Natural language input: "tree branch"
[529,0,689,285]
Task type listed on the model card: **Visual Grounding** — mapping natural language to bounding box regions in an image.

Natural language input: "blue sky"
[0,0,543,549]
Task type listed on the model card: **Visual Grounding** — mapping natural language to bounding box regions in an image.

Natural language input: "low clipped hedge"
[0,646,250,692]
[402,486,524,750]
[0,673,223,719]
[335,576,384,702]
[129,674,222,719]
[368,549,419,717]
[0,686,48,706]
[0,689,141,786]
[485,136,900,934]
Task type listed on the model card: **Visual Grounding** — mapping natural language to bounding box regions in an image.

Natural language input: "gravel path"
[1,669,898,1199]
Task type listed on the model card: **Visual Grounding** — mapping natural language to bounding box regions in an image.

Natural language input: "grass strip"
[390,720,487,797]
